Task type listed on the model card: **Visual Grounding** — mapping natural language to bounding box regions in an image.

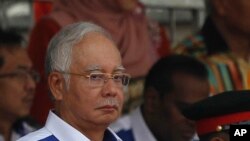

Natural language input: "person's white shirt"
[0,121,36,141]
[110,107,157,141]
[18,111,122,141]
[110,107,199,141]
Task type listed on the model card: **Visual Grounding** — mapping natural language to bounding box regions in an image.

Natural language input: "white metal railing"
[140,0,204,9]
[140,0,205,42]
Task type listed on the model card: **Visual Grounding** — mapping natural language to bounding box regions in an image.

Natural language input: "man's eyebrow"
[84,65,126,72]
[113,65,125,73]
[16,65,29,71]
[85,65,103,72]
[115,65,125,71]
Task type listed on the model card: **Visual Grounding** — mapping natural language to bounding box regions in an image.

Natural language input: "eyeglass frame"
[58,71,131,88]
[0,69,40,83]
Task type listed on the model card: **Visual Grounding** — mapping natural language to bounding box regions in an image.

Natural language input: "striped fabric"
[173,33,250,95]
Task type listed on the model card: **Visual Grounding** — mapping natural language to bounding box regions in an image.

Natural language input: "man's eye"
[6,71,28,80]
[175,102,191,111]
[90,74,104,80]
[113,74,123,81]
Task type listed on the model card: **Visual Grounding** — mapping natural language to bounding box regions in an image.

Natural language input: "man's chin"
[98,114,119,125]
[104,115,119,123]
[17,109,30,118]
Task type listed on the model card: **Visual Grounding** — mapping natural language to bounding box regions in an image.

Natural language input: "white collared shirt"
[17,111,122,141]
[0,120,36,141]
[110,107,199,141]
[110,107,157,141]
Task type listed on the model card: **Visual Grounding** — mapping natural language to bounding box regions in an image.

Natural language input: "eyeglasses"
[60,72,131,88]
[0,69,40,83]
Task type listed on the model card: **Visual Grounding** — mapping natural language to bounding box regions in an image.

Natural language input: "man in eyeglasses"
[0,29,40,141]
[18,22,130,141]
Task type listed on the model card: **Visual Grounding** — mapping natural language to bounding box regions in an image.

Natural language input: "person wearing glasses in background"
[0,29,40,141]
[18,22,130,141]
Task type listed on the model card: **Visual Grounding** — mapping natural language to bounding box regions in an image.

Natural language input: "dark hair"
[144,54,208,97]
[0,28,24,47]
[0,28,25,68]
[0,57,3,68]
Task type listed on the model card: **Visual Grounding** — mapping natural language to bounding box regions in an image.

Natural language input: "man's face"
[0,48,36,121]
[217,0,250,35]
[58,32,125,127]
[161,73,209,141]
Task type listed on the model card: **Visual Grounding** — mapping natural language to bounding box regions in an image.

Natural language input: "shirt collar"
[45,111,122,141]
[130,107,198,141]
[104,128,123,141]
[130,107,157,141]
[0,120,36,141]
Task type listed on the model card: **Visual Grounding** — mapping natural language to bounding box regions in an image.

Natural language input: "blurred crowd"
[0,0,250,141]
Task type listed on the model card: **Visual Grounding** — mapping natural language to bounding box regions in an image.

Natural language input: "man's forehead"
[85,64,125,71]
[0,63,30,74]
[0,48,31,71]
[0,47,25,56]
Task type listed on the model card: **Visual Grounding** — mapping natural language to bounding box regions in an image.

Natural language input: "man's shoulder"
[17,127,56,141]
[110,114,132,133]
[12,117,41,140]
[109,114,136,141]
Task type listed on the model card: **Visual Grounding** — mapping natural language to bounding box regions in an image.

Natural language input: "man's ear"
[48,72,66,100]
[0,56,4,68]
[212,0,227,16]
[144,87,161,113]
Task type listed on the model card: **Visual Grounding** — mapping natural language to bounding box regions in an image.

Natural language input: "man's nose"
[186,118,196,128]
[102,79,119,97]
[25,74,36,92]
